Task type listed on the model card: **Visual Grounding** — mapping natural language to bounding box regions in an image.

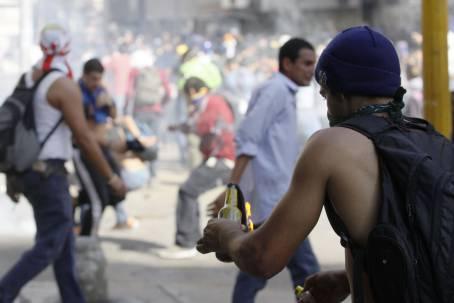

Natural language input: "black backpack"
[325,115,454,303]
[0,69,62,173]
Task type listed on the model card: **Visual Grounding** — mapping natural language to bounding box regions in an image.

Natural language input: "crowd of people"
[0,20,453,303]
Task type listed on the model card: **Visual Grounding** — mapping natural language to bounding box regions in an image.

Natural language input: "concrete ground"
[0,144,350,303]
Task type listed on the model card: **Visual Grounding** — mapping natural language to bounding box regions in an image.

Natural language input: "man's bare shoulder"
[50,76,79,93]
[303,127,375,168]
[307,126,371,149]
[47,76,82,107]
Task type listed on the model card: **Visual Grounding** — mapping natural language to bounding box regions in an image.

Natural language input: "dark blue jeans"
[232,239,319,303]
[0,169,85,303]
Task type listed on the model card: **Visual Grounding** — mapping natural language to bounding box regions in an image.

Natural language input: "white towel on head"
[37,23,73,78]
[40,24,71,56]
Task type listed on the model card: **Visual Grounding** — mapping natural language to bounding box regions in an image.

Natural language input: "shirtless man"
[197,26,407,303]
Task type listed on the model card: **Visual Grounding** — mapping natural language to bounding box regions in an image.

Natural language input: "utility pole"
[422,0,452,138]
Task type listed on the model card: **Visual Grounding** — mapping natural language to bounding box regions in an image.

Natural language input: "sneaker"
[113,217,140,230]
[155,246,198,259]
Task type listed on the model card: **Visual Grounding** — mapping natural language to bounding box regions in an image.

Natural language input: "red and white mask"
[36,24,73,79]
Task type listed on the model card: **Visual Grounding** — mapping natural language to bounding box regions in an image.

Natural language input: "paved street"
[0,144,349,303]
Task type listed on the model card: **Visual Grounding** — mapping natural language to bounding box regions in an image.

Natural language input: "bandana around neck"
[328,87,407,127]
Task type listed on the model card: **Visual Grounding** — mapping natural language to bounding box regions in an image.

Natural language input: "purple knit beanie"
[315,26,401,97]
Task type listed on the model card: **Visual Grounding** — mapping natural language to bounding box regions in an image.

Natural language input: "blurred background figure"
[157,77,235,259]
[75,58,146,234]
[103,44,132,115]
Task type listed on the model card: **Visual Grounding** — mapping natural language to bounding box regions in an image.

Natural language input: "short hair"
[83,58,104,75]
[183,77,208,95]
[278,38,314,73]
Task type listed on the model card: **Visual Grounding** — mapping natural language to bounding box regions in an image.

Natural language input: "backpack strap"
[351,246,366,303]
[32,68,64,148]
[336,115,395,139]
[333,115,391,303]
[325,197,366,303]
[326,115,392,303]
[17,74,27,87]
[31,68,62,90]
[338,115,435,140]
[40,117,63,147]
[324,198,351,247]
[402,116,435,132]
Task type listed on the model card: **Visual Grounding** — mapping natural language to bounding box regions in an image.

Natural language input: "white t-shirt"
[25,70,73,160]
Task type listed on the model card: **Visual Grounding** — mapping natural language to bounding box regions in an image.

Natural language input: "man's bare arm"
[201,130,334,277]
[47,78,122,187]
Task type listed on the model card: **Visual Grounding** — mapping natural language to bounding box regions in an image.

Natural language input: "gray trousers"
[176,159,232,248]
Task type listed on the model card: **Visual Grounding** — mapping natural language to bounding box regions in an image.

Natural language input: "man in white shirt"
[0,24,126,303]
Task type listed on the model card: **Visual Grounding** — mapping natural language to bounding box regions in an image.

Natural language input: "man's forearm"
[77,133,115,180]
[220,228,272,278]
[230,155,253,183]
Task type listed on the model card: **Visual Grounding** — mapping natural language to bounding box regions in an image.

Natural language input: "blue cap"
[315,26,401,97]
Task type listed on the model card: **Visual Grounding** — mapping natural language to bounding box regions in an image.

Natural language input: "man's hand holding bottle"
[200,184,254,263]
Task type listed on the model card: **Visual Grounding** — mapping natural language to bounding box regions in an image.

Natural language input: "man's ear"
[282,57,292,74]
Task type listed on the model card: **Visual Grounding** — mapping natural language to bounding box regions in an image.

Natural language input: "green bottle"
[216,184,242,262]
[218,184,243,223]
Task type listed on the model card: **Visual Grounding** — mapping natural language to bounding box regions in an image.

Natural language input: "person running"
[157,77,235,259]
[0,24,126,303]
